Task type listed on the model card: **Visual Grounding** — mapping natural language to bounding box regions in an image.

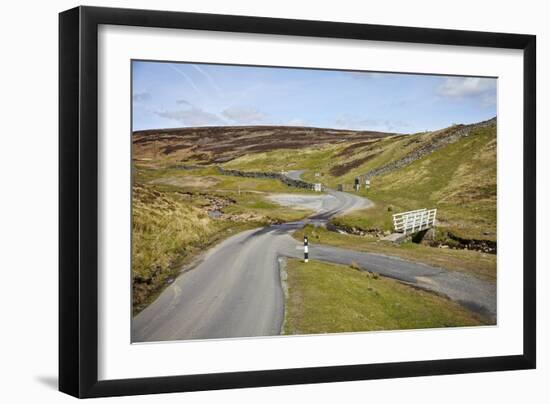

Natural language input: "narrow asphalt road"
[132,171,496,342]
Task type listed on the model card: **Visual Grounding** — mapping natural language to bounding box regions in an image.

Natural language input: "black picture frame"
[59,5,536,398]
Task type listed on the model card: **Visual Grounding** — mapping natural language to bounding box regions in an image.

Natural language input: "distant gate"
[392,208,437,235]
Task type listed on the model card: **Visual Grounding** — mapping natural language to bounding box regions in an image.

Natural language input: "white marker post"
[304,236,309,263]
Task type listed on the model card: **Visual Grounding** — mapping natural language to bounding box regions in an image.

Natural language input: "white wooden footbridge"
[393,208,437,234]
[383,208,437,242]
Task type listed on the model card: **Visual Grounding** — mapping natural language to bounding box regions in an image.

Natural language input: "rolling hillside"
[133,119,497,242]
[133,125,395,166]
[363,120,496,241]
[132,118,497,309]
[329,119,497,242]
[205,118,497,242]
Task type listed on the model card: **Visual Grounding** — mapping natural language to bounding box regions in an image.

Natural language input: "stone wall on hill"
[217,167,314,190]
[363,117,496,180]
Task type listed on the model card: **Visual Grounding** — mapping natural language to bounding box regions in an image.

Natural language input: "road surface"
[133,171,495,342]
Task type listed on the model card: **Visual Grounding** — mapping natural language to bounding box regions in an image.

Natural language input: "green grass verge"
[283,259,488,335]
[331,203,396,232]
[293,225,496,281]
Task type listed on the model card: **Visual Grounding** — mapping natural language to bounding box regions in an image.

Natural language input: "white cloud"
[155,101,225,126]
[437,77,496,105]
[334,115,409,133]
[480,93,497,107]
[222,106,268,124]
[132,92,151,102]
[286,118,307,126]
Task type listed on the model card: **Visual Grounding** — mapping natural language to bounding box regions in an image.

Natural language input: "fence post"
[304,236,309,263]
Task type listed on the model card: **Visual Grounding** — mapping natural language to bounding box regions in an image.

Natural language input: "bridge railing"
[393,208,437,235]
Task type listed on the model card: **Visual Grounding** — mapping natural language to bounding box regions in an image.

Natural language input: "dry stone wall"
[217,167,314,190]
[364,117,497,179]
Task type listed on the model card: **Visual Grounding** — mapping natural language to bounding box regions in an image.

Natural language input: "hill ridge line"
[133,125,401,136]
[362,117,497,180]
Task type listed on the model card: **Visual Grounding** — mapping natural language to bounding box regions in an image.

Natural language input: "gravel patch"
[267,193,336,212]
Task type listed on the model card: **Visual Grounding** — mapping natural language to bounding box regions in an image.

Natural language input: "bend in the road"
[133,169,495,343]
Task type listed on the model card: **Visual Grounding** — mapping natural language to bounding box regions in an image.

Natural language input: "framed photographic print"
[59,6,536,398]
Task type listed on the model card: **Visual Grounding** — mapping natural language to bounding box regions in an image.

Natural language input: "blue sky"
[132,61,496,134]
